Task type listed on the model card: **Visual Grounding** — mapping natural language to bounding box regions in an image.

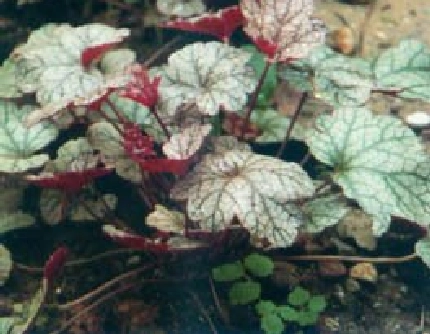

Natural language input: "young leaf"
[229,281,261,305]
[241,0,325,62]
[212,261,245,282]
[415,238,430,269]
[161,6,243,41]
[171,150,314,247]
[308,295,327,313]
[0,244,12,286]
[146,204,186,234]
[256,300,277,316]
[302,194,350,233]
[43,247,69,284]
[260,313,284,334]
[156,0,206,17]
[162,124,212,159]
[0,101,58,173]
[156,41,257,116]
[288,286,311,307]
[374,39,430,102]
[243,253,274,277]
[307,108,430,235]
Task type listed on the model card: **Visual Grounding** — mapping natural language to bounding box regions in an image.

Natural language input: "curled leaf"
[43,247,69,283]
[161,6,243,41]
[241,0,326,62]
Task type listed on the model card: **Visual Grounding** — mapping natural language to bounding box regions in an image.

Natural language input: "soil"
[1,0,430,333]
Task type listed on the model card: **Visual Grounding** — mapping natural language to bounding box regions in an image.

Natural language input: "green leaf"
[171,150,314,247]
[0,59,22,98]
[243,253,274,277]
[313,55,373,107]
[288,287,311,307]
[260,314,284,334]
[308,295,327,313]
[250,108,305,143]
[307,108,430,236]
[281,46,373,106]
[100,92,150,126]
[241,44,277,101]
[229,281,261,305]
[279,59,313,92]
[374,39,430,102]
[277,305,298,322]
[0,244,12,286]
[0,212,35,235]
[416,238,430,268]
[0,101,58,173]
[303,194,350,233]
[296,310,319,326]
[256,300,277,316]
[212,261,245,282]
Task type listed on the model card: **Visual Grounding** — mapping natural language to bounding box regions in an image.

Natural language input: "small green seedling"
[212,254,327,334]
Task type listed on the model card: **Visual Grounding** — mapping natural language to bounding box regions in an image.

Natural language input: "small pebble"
[349,262,378,283]
[405,111,430,128]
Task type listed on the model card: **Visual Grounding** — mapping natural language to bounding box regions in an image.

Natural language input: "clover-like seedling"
[255,287,327,334]
[212,252,274,305]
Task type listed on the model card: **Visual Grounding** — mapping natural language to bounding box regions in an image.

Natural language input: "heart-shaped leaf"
[156,41,257,116]
[307,108,430,235]
[241,0,325,62]
[0,101,58,173]
[13,23,133,126]
[171,150,314,247]
[374,39,430,102]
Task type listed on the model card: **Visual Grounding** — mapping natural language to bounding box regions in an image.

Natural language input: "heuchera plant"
[1,0,430,331]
